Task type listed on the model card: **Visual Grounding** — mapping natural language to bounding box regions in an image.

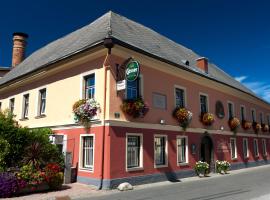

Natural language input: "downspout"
[99,38,114,190]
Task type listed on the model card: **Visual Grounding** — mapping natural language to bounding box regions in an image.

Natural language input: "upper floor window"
[126,79,139,100]
[251,109,256,122]
[228,102,234,119]
[200,94,208,113]
[175,87,185,108]
[0,102,2,111]
[84,74,95,99]
[240,106,245,121]
[38,89,46,116]
[22,94,29,119]
[260,112,264,124]
[9,98,15,114]
[267,115,270,126]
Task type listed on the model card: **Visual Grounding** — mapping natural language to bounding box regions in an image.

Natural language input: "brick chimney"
[12,32,28,67]
[196,57,208,73]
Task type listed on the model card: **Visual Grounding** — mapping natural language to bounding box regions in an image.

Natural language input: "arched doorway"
[200,135,213,171]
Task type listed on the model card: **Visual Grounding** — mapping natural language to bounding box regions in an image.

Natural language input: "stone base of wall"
[77,159,270,189]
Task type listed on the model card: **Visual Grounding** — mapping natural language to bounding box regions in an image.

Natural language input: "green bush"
[0,138,10,172]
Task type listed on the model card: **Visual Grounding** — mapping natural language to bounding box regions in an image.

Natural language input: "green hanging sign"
[126,60,140,82]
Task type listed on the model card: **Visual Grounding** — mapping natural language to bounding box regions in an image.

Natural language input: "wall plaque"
[153,93,167,110]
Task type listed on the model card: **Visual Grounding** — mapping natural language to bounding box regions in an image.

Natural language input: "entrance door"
[200,136,213,170]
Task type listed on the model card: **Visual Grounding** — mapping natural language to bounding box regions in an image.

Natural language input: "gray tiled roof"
[0,11,263,103]
[0,67,10,71]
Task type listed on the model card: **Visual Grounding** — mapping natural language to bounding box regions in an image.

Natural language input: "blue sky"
[0,0,270,102]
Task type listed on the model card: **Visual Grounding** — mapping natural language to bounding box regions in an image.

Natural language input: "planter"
[242,120,252,130]
[229,117,240,133]
[121,97,149,118]
[16,182,50,195]
[173,107,192,130]
[194,161,209,177]
[201,113,215,126]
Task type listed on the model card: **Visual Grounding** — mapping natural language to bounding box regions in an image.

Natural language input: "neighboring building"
[0,11,270,189]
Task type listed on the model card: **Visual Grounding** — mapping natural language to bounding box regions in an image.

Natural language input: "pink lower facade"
[54,124,270,189]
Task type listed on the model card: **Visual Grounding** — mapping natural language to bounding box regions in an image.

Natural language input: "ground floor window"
[230,138,237,159]
[177,136,188,164]
[262,139,267,156]
[243,138,249,158]
[154,135,167,167]
[81,135,94,170]
[127,134,142,169]
[254,139,259,157]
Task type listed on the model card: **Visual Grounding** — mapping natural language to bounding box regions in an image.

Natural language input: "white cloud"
[235,76,248,83]
[235,76,270,103]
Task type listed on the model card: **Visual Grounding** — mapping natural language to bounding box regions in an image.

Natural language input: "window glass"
[240,106,245,121]
[155,136,166,166]
[23,94,29,118]
[252,110,256,122]
[175,88,185,108]
[200,95,208,113]
[254,139,259,157]
[127,135,141,168]
[177,137,187,163]
[228,102,234,118]
[9,98,15,114]
[82,136,94,169]
[243,139,249,158]
[39,89,46,115]
[85,75,95,99]
[230,138,237,159]
[126,79,138,100]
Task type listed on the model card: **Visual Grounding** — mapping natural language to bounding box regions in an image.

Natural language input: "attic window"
[181,60,189,66]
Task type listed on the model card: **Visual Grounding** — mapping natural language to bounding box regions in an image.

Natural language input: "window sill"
[35,114,46,119]
[177,162,189,166]
[231,158,238,161]
[126,167,144,172]
[154,164,168,169]
[19,117,29,121]
[78,168,94,173]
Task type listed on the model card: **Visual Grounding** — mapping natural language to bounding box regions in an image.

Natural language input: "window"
[127,134,142,169]
[228,102,234,119]
[200,94,208,113]
[260,113,264,124]
[9,98,15,114]
[38,89,46,115]
[254,139,259,157]
[154,135,167,167]
[84,74,95,99]
[267,115,270,126]
[262,139,267,156]
[243,138,249,158]
[175,88,185,108]
[126,79,139,100]
[0,102,2,110]
[22,94,29,119]
[251,109,256,122]
[240,106,245,121]
[81,135,94,170]
[230,138,237,159]
[177,136,188,164]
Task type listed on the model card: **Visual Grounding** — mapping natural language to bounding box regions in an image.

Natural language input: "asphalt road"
[78,165,270,200]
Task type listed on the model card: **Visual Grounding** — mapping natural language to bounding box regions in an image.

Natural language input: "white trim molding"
[230,137,237,160]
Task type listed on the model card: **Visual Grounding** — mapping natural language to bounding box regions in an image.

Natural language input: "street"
[77,165,270,200]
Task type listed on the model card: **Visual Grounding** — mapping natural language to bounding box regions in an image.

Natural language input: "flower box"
[228,117,240,133]
[201,113,215,126]
[253,122,261,134]
[242,120,252,130]
[121,97,149,118]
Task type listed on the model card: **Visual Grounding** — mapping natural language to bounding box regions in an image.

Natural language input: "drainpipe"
[99,38,114,190]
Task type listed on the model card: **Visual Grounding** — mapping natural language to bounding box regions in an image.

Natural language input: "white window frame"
[251,108,256,122]
[262,139,267,156]
[199,92,209,113]
[174,85,187,108]
[177,136,189,166]
[22,93,30,119]
[227,101,235,119]
[240,105,246,121]
[259,112,264,124]
[80,70,96,99]
[126,133,143,171]
[79,134,95,172]
[154,134,168,168]
[230,137,237,160]
[36,88,47,116]
[243,138,249,158]
[254,139,259,157]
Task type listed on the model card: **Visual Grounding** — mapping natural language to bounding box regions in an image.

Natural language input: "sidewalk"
[6,164,270,200]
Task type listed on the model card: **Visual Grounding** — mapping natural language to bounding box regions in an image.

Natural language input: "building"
[0,11,269,189]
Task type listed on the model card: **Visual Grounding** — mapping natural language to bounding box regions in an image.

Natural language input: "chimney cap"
[13,32,28,38]
[196,57,208,61]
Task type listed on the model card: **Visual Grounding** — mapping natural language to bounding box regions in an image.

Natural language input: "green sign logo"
[126,60,140,82]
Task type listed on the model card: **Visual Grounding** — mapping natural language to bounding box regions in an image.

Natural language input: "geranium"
[242,120,252,130]
[216,160,230,174]
[173,107,192,130]
[121,97,149,118]
[73,99,100,129]
[44,163,63,190]
[229,117,240,133]
[201,113,215,126]
[194,161,209,177]
[262,124,269,132]
[253,122,261,134]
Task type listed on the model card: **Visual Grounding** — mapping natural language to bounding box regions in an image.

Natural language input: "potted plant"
[73,99,100,130]
[216,160,230,174]
[253,122,261,134]
[173,107,192,130]
[121,97,149,118]
[262,124,269,132]
[228,117,240,134]
[242,120,252,130]
[201,113,215,126]
[194,161,209,177]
